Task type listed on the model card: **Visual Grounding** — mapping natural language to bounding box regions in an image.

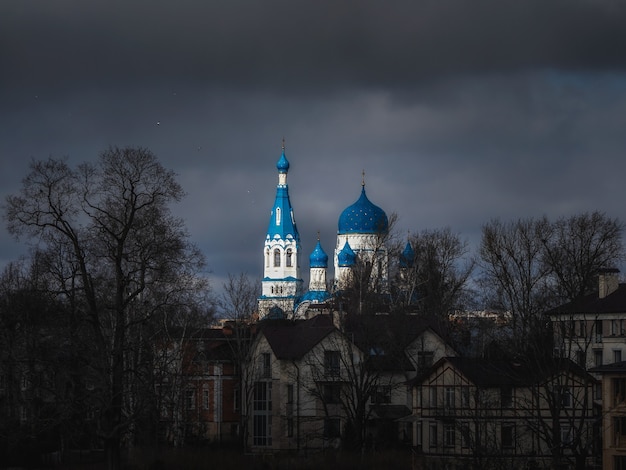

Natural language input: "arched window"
[274,249,281,267]
[276,207,281,226]
[286,249,293,267]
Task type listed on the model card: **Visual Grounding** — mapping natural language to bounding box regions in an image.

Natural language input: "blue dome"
[337,241,356,267]
[400,241,415,268]
[309,240,328,268]
[276,149,290,173]
[338,187,388,235]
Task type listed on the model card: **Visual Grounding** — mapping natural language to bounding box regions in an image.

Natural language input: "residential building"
[547,268,626,370]
[591,361,626,470]
[410,357,596,469]
[154,327,241,445]
[245,314,357,452]
[244,310,458,452]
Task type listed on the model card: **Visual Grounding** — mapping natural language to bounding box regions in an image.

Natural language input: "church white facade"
[257,144,389,319]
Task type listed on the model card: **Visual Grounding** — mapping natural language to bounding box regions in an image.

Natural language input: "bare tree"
[4,148,210,470]
[542,211,624,302]
[480,213,624,351]
[479,217,555,347]
[397,228,475,318]
[217,273,259,450]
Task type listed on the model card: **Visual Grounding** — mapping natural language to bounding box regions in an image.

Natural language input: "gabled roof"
[590,360,626,374]
[260,314,337,360]
[411,356,594,388]
[546,283,626,316]
[344,313,449,352]
[443,357,528,387]
[342,313,450,372]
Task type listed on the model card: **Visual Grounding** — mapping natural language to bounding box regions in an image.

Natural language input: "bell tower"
[258,141,303,319]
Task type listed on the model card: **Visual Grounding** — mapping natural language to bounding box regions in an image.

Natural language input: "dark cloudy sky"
[2,0,626,293]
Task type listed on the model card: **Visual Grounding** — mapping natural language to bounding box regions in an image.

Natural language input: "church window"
[274,249,281,267]
[275,207,281,226]
[265,249,270,268]
[286,249,293,267]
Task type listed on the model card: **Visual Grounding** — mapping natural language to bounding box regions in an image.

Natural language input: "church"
[257,143,390,319]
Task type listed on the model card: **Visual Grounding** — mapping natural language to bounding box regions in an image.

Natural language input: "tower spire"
[259,142,303,319]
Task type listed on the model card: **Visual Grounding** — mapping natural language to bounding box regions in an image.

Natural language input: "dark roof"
[344,313,447,352]
[445,357,529,387]
[262,314,337,360]
[546,283,626,315]
[590,361,626,374]
[411,356,594,388]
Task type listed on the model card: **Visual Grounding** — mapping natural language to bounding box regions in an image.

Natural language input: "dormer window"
[274,249,281,267]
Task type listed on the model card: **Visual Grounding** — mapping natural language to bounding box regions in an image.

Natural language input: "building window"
[373,385,392,404]
[576,350,586,367]
[429,422,438,447]
[501,423,514,448]
[253,381,272,411]
[594,349,603,367]
[324,418,341,439]
[185,389,195,410]
[253,414,272,446]
[253,382,272,446]
[415,421,423,449]
[203,388,210,410]
[275,207,281,226]
[287,384,294,404]
[461,386,470,408]
[595,320,603,342]
[286,249,293,267]
[417,351,434,368]
[613,417,626,447]
[595,382,602,401]
[579,320,586,337]
[615,349,623,363]
[461,422,471,448]
[613,378,626,406]
[324,350,340,376]
[621,320,625,336]
[444,422,455,447]
[273,249,281,267]
[234,386,240,411]
[501,386,513,408]
[613,320,620,336]
[265,249,270,268]
[445,387,455,409]
[429,386,438,408]
[261,353,271,378]
[323,383,341,404]
[561,425,572,445]
[287,418,294,437]
[559,386,572,408]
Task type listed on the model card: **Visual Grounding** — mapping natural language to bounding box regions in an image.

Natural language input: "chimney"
[598,268,620,298]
